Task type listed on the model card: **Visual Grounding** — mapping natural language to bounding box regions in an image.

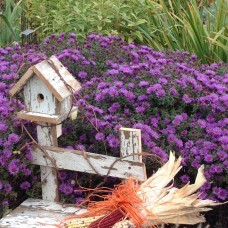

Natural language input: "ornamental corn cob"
[112,220,135,228]
[64,216,102,228]
[88,208,125,228]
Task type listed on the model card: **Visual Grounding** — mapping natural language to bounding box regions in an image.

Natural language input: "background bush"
[0,34,227,220]
[0,0,23,47]
[23,0,227,63]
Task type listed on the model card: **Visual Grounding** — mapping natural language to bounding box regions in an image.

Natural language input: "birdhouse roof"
[10,55,81,101]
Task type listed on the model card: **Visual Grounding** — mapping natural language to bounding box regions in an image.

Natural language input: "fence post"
[119,128,142,162]
[37,123,60,202]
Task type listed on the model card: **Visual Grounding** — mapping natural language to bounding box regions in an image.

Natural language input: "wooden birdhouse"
[10,55,81,124]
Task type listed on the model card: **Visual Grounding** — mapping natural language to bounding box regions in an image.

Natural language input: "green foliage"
[24,0,227,63]
[0,0,23,47]
[24,0,154,42]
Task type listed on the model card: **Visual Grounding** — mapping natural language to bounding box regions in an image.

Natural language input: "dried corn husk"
[63,152,221,228]
[138,152,220,225]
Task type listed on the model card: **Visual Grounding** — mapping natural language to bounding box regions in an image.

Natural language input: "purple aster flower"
[25,151,33,161]
[199,148,208,156]
[217,151,227,161]
[180,175,190,183]
[139,81,149,87]
[172,115,183,126]
[2,200,9,206]
[60,183,73,195]
[0,181,3,190]
[0,82,6,91]
[198,191,208,200]
[75,197,85,204]
[202,182,211,190]
[205,70,215,76]
[206,114,215,123]
[107,69,119,75]
[4,183,12,192]
[204,171,211,179]
[20,181,31,190]
[204,154,214,163]
[167,134,177,143]
[69,32,76,39]
[108,137,120,148]
[155,89,166,98]
[119,65,133,75]
[158,78,168,85]
[191,160,200,168]
[185,140,194,149]
[95,132,105,141]
[182,94,192,103]
[217,189,228,201]
[8,133,19,143]
[75,144,86,151]
[58,171,67,180]
[213,165,223,174]
[8,161,20,175]
[44,37,50,43]
[3,149,12,158]
[78,71,88,79]
[135,106,145,113]
[218,136,228,144]
[213,187,221,196]
[197,119,207,129]
[24,168,31,176]
[212,127,223,136]
[169,87,178,95]
[138,95,148,101]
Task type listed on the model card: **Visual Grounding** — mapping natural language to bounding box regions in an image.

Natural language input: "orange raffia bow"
[65,178,155,227]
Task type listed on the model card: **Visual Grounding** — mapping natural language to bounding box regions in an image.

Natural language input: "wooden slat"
[9,68,34,96]
[17,106,78,124]
[31,146,147,181]
[119,128,142,162]
[0,198,86,228]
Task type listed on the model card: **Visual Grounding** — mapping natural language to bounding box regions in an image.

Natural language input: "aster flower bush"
[0,33,227,219]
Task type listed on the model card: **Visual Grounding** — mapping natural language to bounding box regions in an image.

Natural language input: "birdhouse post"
[10,55,81,201]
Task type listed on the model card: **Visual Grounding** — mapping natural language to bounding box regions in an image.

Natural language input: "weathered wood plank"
[49,55,82,93]
[32,56,81,101]
[37,124,59,202]
[32,146,147,181]
[17,106,78,124]
[119,128,142,162]
[0,198,85,228]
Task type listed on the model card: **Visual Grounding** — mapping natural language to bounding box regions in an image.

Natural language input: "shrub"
[0,33,227,217]
[0,0,23,47]
[24,0,227,63]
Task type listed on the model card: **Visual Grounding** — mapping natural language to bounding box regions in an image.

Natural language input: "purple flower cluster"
[0,33,227,209]
[56,33,227,202]
[0,45,41,213]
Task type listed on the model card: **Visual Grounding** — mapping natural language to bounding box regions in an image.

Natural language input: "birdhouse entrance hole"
[37,93,44,102]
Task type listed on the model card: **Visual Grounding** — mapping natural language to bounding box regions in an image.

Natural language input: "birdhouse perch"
[10,55,81,124]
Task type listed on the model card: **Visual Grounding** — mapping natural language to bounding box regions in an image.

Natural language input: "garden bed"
[0,33,227,227]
